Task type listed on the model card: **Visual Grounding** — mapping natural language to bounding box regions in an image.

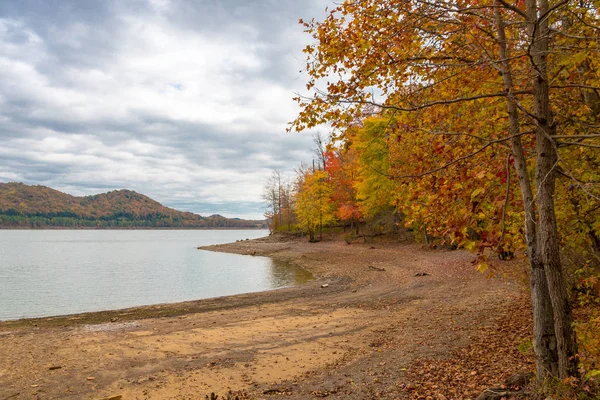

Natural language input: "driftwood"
[476,372,533,400]
[263,387,291,395]
[476,389,528,400]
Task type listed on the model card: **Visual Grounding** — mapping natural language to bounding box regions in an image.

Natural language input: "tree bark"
[526,0,578,379]
[494,3,559,379]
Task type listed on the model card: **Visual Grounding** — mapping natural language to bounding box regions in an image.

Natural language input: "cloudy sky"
[0,0,330,219]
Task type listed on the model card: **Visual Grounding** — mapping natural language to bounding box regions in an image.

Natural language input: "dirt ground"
[0,234,533,400]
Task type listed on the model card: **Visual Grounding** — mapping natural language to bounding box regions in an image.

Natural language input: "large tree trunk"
[494,3,559,379]
[527,0,579,379]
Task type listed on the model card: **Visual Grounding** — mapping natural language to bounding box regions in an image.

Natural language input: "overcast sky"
[0,0,330,219]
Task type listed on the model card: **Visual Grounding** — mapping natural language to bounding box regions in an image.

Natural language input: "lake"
[0,230,313,321]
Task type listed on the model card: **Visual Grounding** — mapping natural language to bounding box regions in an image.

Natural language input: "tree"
[262,170,283,233]
[324,147,363,233]
[336,116,400,235]
[295,169,336,241]
[262,170,296,233]
[312,132,329,171]
[292,0,600,381]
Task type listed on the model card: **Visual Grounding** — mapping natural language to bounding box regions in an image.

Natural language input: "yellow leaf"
[476,262,489,274]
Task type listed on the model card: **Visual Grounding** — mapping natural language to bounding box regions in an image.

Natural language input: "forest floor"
[0,233,534,400]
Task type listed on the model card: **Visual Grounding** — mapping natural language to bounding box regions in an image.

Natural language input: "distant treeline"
[0,213,265,229]
[0,182,266,229]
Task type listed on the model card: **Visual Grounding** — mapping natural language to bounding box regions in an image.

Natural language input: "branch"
[496,153,512,253]
[557,170,600,201]
[565,9,600,32]
[538,0,570,26]
[552,134,600,139]
[550,84,600,90]
[558,170,600,185]
[417,129,533,150]
[392,134,523,179]
[548,29,599,40]
[418,129,499,142]
[496,0,528,18]
[557,142,600,149]
[328,90,533,113]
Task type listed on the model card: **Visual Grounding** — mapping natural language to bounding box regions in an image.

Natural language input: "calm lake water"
[0,230,313,321]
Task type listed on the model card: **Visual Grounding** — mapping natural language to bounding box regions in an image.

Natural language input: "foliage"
[574,263,600,388]
[347,117,396,220]
[324,148,362,228]
[295,169,336,241]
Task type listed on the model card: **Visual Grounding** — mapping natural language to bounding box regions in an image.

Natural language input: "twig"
[558,142,600,149]
[495,153,512,253]
[327,90,533,113]
[552,134,600,139]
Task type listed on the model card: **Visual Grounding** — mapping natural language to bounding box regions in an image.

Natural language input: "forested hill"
[0,182,266,229]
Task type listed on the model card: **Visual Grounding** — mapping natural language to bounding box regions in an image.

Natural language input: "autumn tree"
[295,169,336,242]
[325,115,402,236]
[292,0,599,381]
[324,147,363,233]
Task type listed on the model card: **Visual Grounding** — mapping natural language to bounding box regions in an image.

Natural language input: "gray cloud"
[0,0,329,219]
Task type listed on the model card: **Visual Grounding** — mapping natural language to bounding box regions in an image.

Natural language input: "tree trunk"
[536,132,578,378]
[494,3,559,379]
[527,0,578,378]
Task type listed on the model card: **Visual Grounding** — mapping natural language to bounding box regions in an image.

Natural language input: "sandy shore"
[0,234,532,399]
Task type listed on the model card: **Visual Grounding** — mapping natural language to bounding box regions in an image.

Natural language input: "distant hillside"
[0,182,266,229]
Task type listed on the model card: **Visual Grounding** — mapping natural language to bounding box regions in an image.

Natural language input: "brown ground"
[0,234,533,400]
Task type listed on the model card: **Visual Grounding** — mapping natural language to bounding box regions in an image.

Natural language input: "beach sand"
[0,234,532,399]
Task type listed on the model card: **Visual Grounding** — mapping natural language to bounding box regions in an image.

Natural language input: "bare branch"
[496,153,513,253]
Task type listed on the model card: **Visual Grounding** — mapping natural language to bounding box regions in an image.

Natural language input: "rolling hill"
[0,182,266,229]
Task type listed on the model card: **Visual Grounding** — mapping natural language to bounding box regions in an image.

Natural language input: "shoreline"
[0,234,533,400]
[0,276,336,330]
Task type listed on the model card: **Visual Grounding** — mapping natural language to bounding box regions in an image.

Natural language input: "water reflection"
[268,259,314,287]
